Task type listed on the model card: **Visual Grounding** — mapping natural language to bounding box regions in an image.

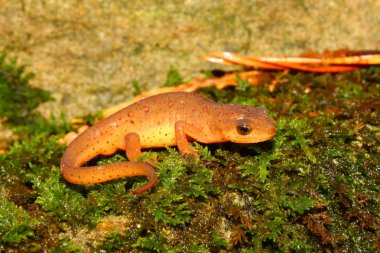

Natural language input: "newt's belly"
[138,124,176,148]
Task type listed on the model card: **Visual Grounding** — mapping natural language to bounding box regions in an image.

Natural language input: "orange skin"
[60,92,276,194]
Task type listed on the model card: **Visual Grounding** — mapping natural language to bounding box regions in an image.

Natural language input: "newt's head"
[220,105,276,143]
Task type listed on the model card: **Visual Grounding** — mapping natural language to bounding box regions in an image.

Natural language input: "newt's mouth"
[253,120,277,143]
[265,122,277,140]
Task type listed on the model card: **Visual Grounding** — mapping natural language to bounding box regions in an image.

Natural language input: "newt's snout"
[263,118,277,141]
[254,106,276,140]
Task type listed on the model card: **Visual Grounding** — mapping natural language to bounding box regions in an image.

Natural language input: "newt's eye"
[236,118,252,135]
[237,124,252,135]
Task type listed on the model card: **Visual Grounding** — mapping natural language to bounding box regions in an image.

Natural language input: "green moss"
[0,131,66,184]
[133,233,168,252]
[98,232,123,252]
[52,238,83,253]
[211,231,232,250]
[34,167,101,224]
[164,65,184,87]
[0,53,52,132]
[0,195,38,244]
[131,80,142,96]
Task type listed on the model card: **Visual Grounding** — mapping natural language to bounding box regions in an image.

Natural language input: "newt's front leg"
[175,121,215,156]
[175,121,200,156]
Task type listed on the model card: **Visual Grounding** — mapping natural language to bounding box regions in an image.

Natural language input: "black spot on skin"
[130,120,135,124]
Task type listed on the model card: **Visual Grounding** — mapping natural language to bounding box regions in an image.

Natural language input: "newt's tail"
[60,160,158,194]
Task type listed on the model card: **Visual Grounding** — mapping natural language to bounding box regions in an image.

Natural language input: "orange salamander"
[60,92,276,194]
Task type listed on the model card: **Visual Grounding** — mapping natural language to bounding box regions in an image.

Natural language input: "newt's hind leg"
[124,132,142,161]
[122,133,158,194]
[124,133,157,166]
[123,132,159,194]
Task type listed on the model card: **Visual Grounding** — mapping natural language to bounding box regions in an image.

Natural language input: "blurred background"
[1,0,379,118]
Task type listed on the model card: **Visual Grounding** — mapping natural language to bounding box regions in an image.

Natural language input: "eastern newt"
[60,92,276,194]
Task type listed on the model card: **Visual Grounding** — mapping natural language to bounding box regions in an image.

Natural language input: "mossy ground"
[0,55,379,252]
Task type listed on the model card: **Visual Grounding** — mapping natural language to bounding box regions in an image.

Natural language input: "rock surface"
[0,0,379,118]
